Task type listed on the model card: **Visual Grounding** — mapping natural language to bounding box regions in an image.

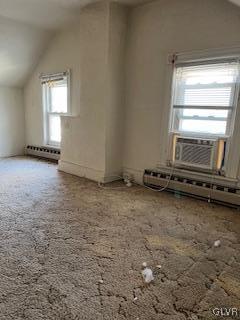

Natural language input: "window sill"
[170,131,229,140]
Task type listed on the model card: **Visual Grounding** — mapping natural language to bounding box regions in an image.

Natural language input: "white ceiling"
[0,0,148,87]
[0,16,52,87]
[0,0,239,87]
[0,0,147,30]
[229,0,240,6]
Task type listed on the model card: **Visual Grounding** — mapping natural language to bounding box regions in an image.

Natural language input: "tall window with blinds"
[42,71,70,147]
[171,60,240,136]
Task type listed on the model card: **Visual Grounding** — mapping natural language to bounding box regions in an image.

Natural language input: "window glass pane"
[184,65,237,85]
[182,109,228,118]
[172,61,239,135]
[179,119,227,135]
[49,115,61,143]
[50,83,68,113]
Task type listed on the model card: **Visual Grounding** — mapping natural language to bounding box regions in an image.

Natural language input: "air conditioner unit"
[173,136,225,172]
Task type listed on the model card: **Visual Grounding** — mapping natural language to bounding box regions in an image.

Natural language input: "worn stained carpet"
[0,156,239,320]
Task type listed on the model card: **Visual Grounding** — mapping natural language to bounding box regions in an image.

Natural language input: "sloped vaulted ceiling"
[0,16,51,87]
[228,0,240,6]
[0,0,148,87]
[0,0,83,87]
[0,0,239,87]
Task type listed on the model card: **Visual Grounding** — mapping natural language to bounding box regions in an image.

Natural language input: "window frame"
[170,59,240,139]
[42,71,70,147]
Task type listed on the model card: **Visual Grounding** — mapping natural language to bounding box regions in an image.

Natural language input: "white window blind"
[40,71,68,84]
[172,60,240,135]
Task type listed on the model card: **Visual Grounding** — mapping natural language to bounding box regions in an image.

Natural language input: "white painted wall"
[59,1,109,179]
[24,12,86,147]
[25,2,109,176]
[0,87,25,157]
[123,0,240,182]
[24,0,240,185]
[105,3,128,177]
[60,2,128,181]
[24,2,128,181]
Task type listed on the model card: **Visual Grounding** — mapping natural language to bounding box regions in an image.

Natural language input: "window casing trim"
[169,59,240,138]
[165,48,240,179]
[42,70,71,147]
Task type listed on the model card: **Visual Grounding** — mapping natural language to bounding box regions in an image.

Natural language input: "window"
[42,72,69,147]
[171,60,240,136]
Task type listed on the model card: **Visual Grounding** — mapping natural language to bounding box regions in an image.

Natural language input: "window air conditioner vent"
[173,136,225,172]
[180,144,212,166]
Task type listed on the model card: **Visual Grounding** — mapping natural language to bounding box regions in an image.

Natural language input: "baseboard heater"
[144,169,240,208]
[26,145,60,161]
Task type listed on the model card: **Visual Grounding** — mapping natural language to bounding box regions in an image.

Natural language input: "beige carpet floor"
[0,156,239,320]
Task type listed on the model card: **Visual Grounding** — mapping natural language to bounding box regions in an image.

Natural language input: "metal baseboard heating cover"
[26,145,60,161]
[144,169,240,208]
